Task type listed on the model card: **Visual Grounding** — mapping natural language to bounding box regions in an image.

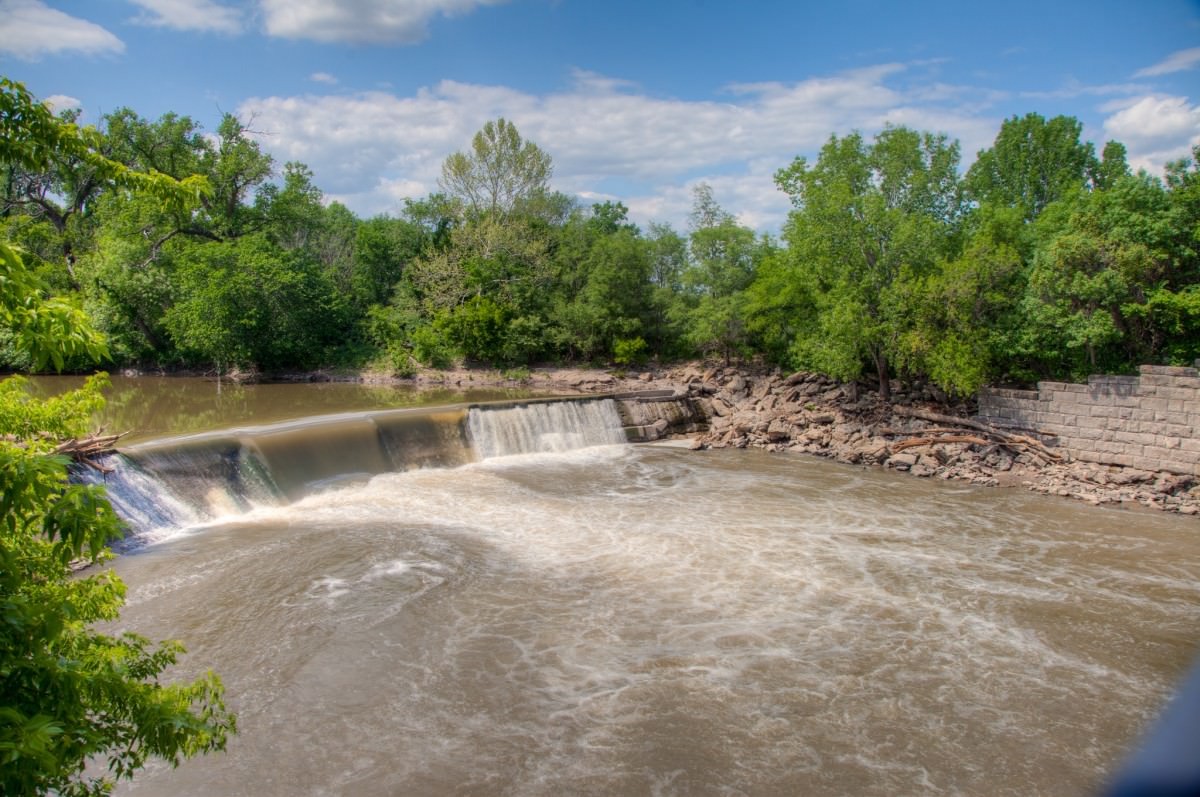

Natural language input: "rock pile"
[625,363,1200,517]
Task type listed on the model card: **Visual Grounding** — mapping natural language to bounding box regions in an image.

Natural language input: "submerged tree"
[0,78,235,796]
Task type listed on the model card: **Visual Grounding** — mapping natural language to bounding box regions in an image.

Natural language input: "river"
[43,377,1200,795]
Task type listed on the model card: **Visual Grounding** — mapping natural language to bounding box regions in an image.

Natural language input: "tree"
[1012,170,1195,379]
[0,78,235,796]
[165,234,345,372]
[677,184,767,363]
[773,127,963,398]
[965,113,1098,220]
[439,118,552,218]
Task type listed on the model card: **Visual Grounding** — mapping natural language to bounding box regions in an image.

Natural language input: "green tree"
[773,127,963,398]
[1013,170,1197,378]
[675,184,766,363]
[965,113,1098,220]
[165,235,344,372]
[439,118,552,218]
[549,204,655,361]
[0,79,234,796]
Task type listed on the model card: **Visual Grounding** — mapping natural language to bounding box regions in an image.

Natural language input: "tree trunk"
[874,351,891,401]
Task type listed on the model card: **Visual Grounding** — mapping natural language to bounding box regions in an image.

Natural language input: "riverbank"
[420,361,1199,517]
[635,363,1200,516]
[153,361,1200,516]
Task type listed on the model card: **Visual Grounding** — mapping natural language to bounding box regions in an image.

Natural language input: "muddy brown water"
[26,377,1198,795]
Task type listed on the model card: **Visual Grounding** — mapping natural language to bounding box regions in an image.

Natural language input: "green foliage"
[1,242,109,371]
[965,112,1098,220]
[6,73,1199,393]
[0,83,234,795]
[164,235,345,371]
[408,323,455,369]
[613,336,648,366]
[0,373,107,440]
[439,118,553,218]
[772,126,963,396]
[436,295,512,363]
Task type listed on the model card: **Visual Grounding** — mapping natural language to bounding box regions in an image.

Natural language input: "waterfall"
[75,456,201,544]
[467,399,627,459]
[83,398,630,541]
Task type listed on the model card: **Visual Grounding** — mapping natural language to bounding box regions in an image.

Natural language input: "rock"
[890,452,918,470]
[910,462,937,477]
[1111,468,1154,485]
[766,418,793,442]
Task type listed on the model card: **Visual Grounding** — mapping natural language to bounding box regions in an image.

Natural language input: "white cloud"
[259,0,508,44]
[0,0,124,61]
[237,63,1011,232]
[310,72,339,85]
[1102,94,1200,172]
[1133,47,1200,78]
[43,94,81,113]
[128,0,242,33]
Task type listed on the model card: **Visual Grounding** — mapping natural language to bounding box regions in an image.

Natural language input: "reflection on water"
[106,446,1200,797]
[24,375,544,444]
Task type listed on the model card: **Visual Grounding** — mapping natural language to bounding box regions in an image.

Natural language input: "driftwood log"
[888,406,1063,465]
[53,432,124,473]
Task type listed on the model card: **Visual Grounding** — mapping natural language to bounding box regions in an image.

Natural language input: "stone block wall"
[977,365,1200,476]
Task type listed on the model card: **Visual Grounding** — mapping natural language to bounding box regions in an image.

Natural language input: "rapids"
[97,402,1200,796]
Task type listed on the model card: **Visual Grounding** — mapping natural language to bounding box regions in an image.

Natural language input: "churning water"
[100,403,1200,796]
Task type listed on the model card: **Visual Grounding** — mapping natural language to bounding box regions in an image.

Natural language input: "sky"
[2,0,1199,233]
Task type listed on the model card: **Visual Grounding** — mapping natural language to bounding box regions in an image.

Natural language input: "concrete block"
[1157,387,1200,401]
[1135,455,1171,472]
[1139,365,1199,377]
[1140,398,1169,413]
[1115,430,1157,447]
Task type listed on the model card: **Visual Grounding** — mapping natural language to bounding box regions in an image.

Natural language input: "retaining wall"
[977,365,1200,476]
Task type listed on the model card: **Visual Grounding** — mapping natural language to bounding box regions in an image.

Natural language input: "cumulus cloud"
[260,0,508,45]
[0,0,124,61]
[128,0,243,33]
[43,94,81,113]
[1133,47,1200,78]
[237,63,1010,232]
[1103,94,1200,172]
[310,72,339,85]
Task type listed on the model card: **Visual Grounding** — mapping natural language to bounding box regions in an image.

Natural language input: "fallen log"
[889,407,1063,463]
[890,434,989,452]
[53,432,125,473]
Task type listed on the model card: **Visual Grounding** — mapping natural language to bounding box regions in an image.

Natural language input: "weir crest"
[80,397,632,542]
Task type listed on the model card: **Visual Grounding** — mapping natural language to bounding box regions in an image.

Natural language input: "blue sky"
[2,0,1199,232]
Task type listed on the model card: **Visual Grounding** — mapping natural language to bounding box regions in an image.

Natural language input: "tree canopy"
[438,118,553,218]
[4,86,1198,396]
